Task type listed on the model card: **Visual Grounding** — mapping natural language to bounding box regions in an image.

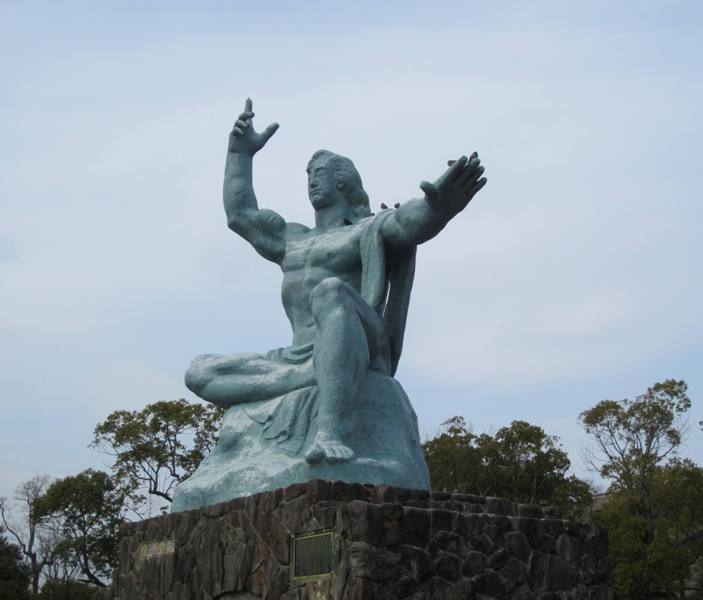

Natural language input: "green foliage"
[423,417,592,519]
[581,380,703,599]
[38,580,98,600]
[0,530,29,600]
[34,469,124,587]
[422,416,480,495]
[92,399,225,506]
[579,379,690,494]
[593,460,703,599]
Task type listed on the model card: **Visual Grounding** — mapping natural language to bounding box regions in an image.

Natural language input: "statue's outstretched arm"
[224,98,290,264]
[382,153,487,250]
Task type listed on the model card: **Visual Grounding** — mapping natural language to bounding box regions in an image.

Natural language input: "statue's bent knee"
[184,354,217,395]
[309,277,353,317]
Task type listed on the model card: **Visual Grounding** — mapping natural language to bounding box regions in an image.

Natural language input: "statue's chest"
[285,229,360,272]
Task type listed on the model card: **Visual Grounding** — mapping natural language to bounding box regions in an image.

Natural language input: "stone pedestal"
[108,481,610,600]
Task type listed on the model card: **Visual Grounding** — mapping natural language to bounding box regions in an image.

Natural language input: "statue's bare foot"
[305,431,355,464]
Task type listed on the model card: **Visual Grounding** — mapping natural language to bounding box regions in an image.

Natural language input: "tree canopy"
[423,417,592,518]
[91,399,224,509]
[579,379,691,496]
[34,470,125,588]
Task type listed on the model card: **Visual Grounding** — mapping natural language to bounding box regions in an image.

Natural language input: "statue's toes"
[305,445,324,464]
[340,446,355,461]
[328,445,354,463]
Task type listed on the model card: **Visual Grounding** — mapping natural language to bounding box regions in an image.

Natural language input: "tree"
[34,470,125,588]
[0,476,58,595]
[423,417,592,518]
[579,379,690,513]
[483,420,592,516]
[0,529,29,600]
[92,399,224,510]
[422,416,483,495]
[580,380,703,599]
[650,460,703,597]
[594,460,703,599]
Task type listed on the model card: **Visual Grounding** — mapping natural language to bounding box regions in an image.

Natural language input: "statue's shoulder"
[284,222,312,241]
[357,212,389,229]
[356,210,395,235]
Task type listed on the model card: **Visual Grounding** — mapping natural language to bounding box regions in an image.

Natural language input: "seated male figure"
[185,98,487,465]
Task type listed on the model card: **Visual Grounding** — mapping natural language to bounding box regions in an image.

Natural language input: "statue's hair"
[308,150,371,220]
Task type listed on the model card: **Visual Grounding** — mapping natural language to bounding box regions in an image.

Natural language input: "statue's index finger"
[447,155,468,182]
[245,98,253,113]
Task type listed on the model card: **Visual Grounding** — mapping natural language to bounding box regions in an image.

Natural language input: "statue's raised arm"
[224,98,302,264]
[382,153,487,251]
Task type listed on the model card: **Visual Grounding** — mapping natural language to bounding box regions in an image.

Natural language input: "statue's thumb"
[419,181,438,201]
[262,122,279,141]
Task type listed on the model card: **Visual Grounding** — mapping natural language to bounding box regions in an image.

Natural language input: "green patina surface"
[172,99,487,512]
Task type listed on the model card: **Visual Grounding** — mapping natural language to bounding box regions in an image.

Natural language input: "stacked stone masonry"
[108,480,610,600]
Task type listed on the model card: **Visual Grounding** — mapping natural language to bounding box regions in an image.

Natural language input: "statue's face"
[307,158,341,209]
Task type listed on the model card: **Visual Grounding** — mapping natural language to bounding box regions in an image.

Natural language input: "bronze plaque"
[291,531,333,580]
[137,538,175,566]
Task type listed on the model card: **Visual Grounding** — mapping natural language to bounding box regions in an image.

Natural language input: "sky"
[1,1,702,499]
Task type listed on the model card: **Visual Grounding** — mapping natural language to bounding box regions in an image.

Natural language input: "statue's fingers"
[457,164,484,189]
[235,119,250,130]
[232,126,244,135]
[446,155,469,183]
[464,156,481,173]
[237,111,254,121]
[455,157,481,182]
[466,177,488,198]
[449,154,476,167]
[245,97,253,113]
[261,122,279,142]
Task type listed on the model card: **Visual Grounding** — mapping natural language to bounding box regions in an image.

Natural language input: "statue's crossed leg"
[185,351,315,406]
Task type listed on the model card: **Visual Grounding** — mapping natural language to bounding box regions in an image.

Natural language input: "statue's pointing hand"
[228,98,280,156]
[420,152,487,215]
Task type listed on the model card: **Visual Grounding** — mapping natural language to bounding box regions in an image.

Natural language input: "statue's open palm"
[420,153,486,215]
[228,98,279,156]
